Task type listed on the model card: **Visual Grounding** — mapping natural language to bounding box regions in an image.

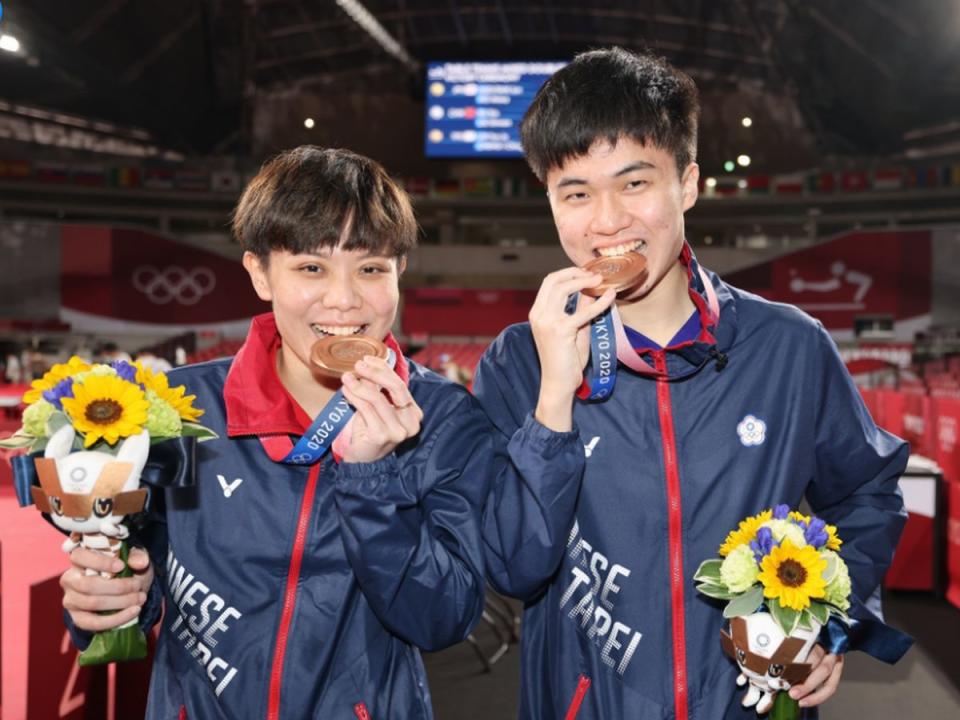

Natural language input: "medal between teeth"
[581,251,648,297]
[310,336,389,378]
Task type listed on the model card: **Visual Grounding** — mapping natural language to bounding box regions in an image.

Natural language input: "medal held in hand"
[1,357,217,666]
[580,251,648,297]
[310,336,389,378]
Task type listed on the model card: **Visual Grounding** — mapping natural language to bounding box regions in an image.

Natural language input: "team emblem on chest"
[737,415,767,447]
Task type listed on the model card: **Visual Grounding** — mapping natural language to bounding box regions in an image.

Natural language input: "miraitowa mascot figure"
[1,356,212,666]
[720,614,817,715]
[31,425,151,663]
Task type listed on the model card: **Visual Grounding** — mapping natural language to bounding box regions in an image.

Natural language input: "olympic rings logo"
[289,453,315,464]
[131,265,216,305]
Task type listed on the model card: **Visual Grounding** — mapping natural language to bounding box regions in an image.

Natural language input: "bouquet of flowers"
[0,356,216,665]
[694,504,851,719]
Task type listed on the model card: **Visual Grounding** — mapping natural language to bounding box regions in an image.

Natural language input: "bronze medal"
[581,251,648,297]
[310,336,389,378]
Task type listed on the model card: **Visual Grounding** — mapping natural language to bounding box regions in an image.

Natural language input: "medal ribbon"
[277,348,397,465]
[575,263,720,400]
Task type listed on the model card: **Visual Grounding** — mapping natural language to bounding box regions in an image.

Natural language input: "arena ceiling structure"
[1,0,957,173]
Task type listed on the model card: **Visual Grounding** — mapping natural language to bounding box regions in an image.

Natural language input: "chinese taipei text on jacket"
[70,313,491,720]
[474,247,908,720]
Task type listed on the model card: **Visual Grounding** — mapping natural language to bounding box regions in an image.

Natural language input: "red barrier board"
[885,468,942,592]
[933,397,960,484]
[947,481,960,610]
[27,576,105,719]
[1,492,155,719]
[875,389,905,438]
[858,388,880,426]
[901,393,933,457]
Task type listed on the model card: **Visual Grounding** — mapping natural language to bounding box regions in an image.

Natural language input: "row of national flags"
[701,165,960,197]
[3,157,960,199]
[0,160,246,193]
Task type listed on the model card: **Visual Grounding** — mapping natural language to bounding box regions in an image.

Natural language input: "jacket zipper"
[266,463,321,720]
[564,674,591,720]
[354,702,372,720]
[653,352,689,720]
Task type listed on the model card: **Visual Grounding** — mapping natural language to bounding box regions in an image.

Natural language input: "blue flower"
[750,526,776,562]
[804,517,829,548]
[110,360,138,383]
[42,376,74,410]
[772,504,790,520]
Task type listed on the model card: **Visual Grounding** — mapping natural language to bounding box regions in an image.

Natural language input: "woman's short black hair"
[521,47,700,181]
[232,146,418,261]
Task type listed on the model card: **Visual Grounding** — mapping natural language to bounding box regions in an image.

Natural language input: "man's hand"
[60,546,153,632]
[789,644,844,708]
[529,267,616,431]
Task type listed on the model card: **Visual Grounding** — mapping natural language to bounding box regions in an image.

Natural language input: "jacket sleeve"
[805,324,912,660]
[473,327,586,601]
[333,391,490,652]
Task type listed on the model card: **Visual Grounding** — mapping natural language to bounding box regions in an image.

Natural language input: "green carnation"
[720,544,760,593]
[73,364,118,384]
[763,519,807,548]
[22,399,55,437]
[823,551,851,611]
[145,390,182,438]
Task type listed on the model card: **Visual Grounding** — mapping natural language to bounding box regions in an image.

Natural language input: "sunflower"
[136,364,204,422]
[719,509,773,556]
[824,523,843,551]
[757,539,827,611]
[22,356,91,404]
[61,375,149,447]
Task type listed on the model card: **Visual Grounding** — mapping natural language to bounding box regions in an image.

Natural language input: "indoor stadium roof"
[0,0,957,169]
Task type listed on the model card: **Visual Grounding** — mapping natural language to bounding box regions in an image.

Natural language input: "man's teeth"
[312,325,364,336]
[597,241,645,257]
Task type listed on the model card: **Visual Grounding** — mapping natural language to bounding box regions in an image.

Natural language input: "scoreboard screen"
[424,61,566,159]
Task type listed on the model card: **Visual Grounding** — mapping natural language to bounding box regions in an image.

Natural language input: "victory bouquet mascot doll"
[1,356,215,665]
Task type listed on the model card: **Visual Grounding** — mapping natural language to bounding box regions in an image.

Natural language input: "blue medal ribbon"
[565,293,618,401]
[583,308,617,400]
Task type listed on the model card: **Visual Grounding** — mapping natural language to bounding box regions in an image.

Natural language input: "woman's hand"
[339,355,423,463]
[60,546,153,632]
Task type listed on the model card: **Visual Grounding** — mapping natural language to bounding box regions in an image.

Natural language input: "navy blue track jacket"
[474,247,909,720]
[72,314,491,719]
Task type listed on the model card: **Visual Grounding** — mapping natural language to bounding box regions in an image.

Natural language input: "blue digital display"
[425,61,567,158]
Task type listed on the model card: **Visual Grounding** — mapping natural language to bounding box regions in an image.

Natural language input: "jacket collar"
[659,243,738,377]
[224,312,408,437]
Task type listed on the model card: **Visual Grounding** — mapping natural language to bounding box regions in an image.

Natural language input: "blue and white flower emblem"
[737,415,766,447]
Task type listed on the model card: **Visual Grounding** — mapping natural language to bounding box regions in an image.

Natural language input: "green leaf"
[693,559,723,583]
[769,599,801,636]
[825,604,850,625]
[808,601,830,627]
[797,608,813,630]
[30,436,48,453]
[181,423,219,442]
[696,582,737,600]
[0,433,36,449]
[821,552,838,583]
[723,585,764,618]
[46,411,70,435]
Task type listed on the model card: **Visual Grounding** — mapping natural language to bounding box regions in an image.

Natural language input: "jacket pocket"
[354,701,372,720]
[564,674,591,720]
